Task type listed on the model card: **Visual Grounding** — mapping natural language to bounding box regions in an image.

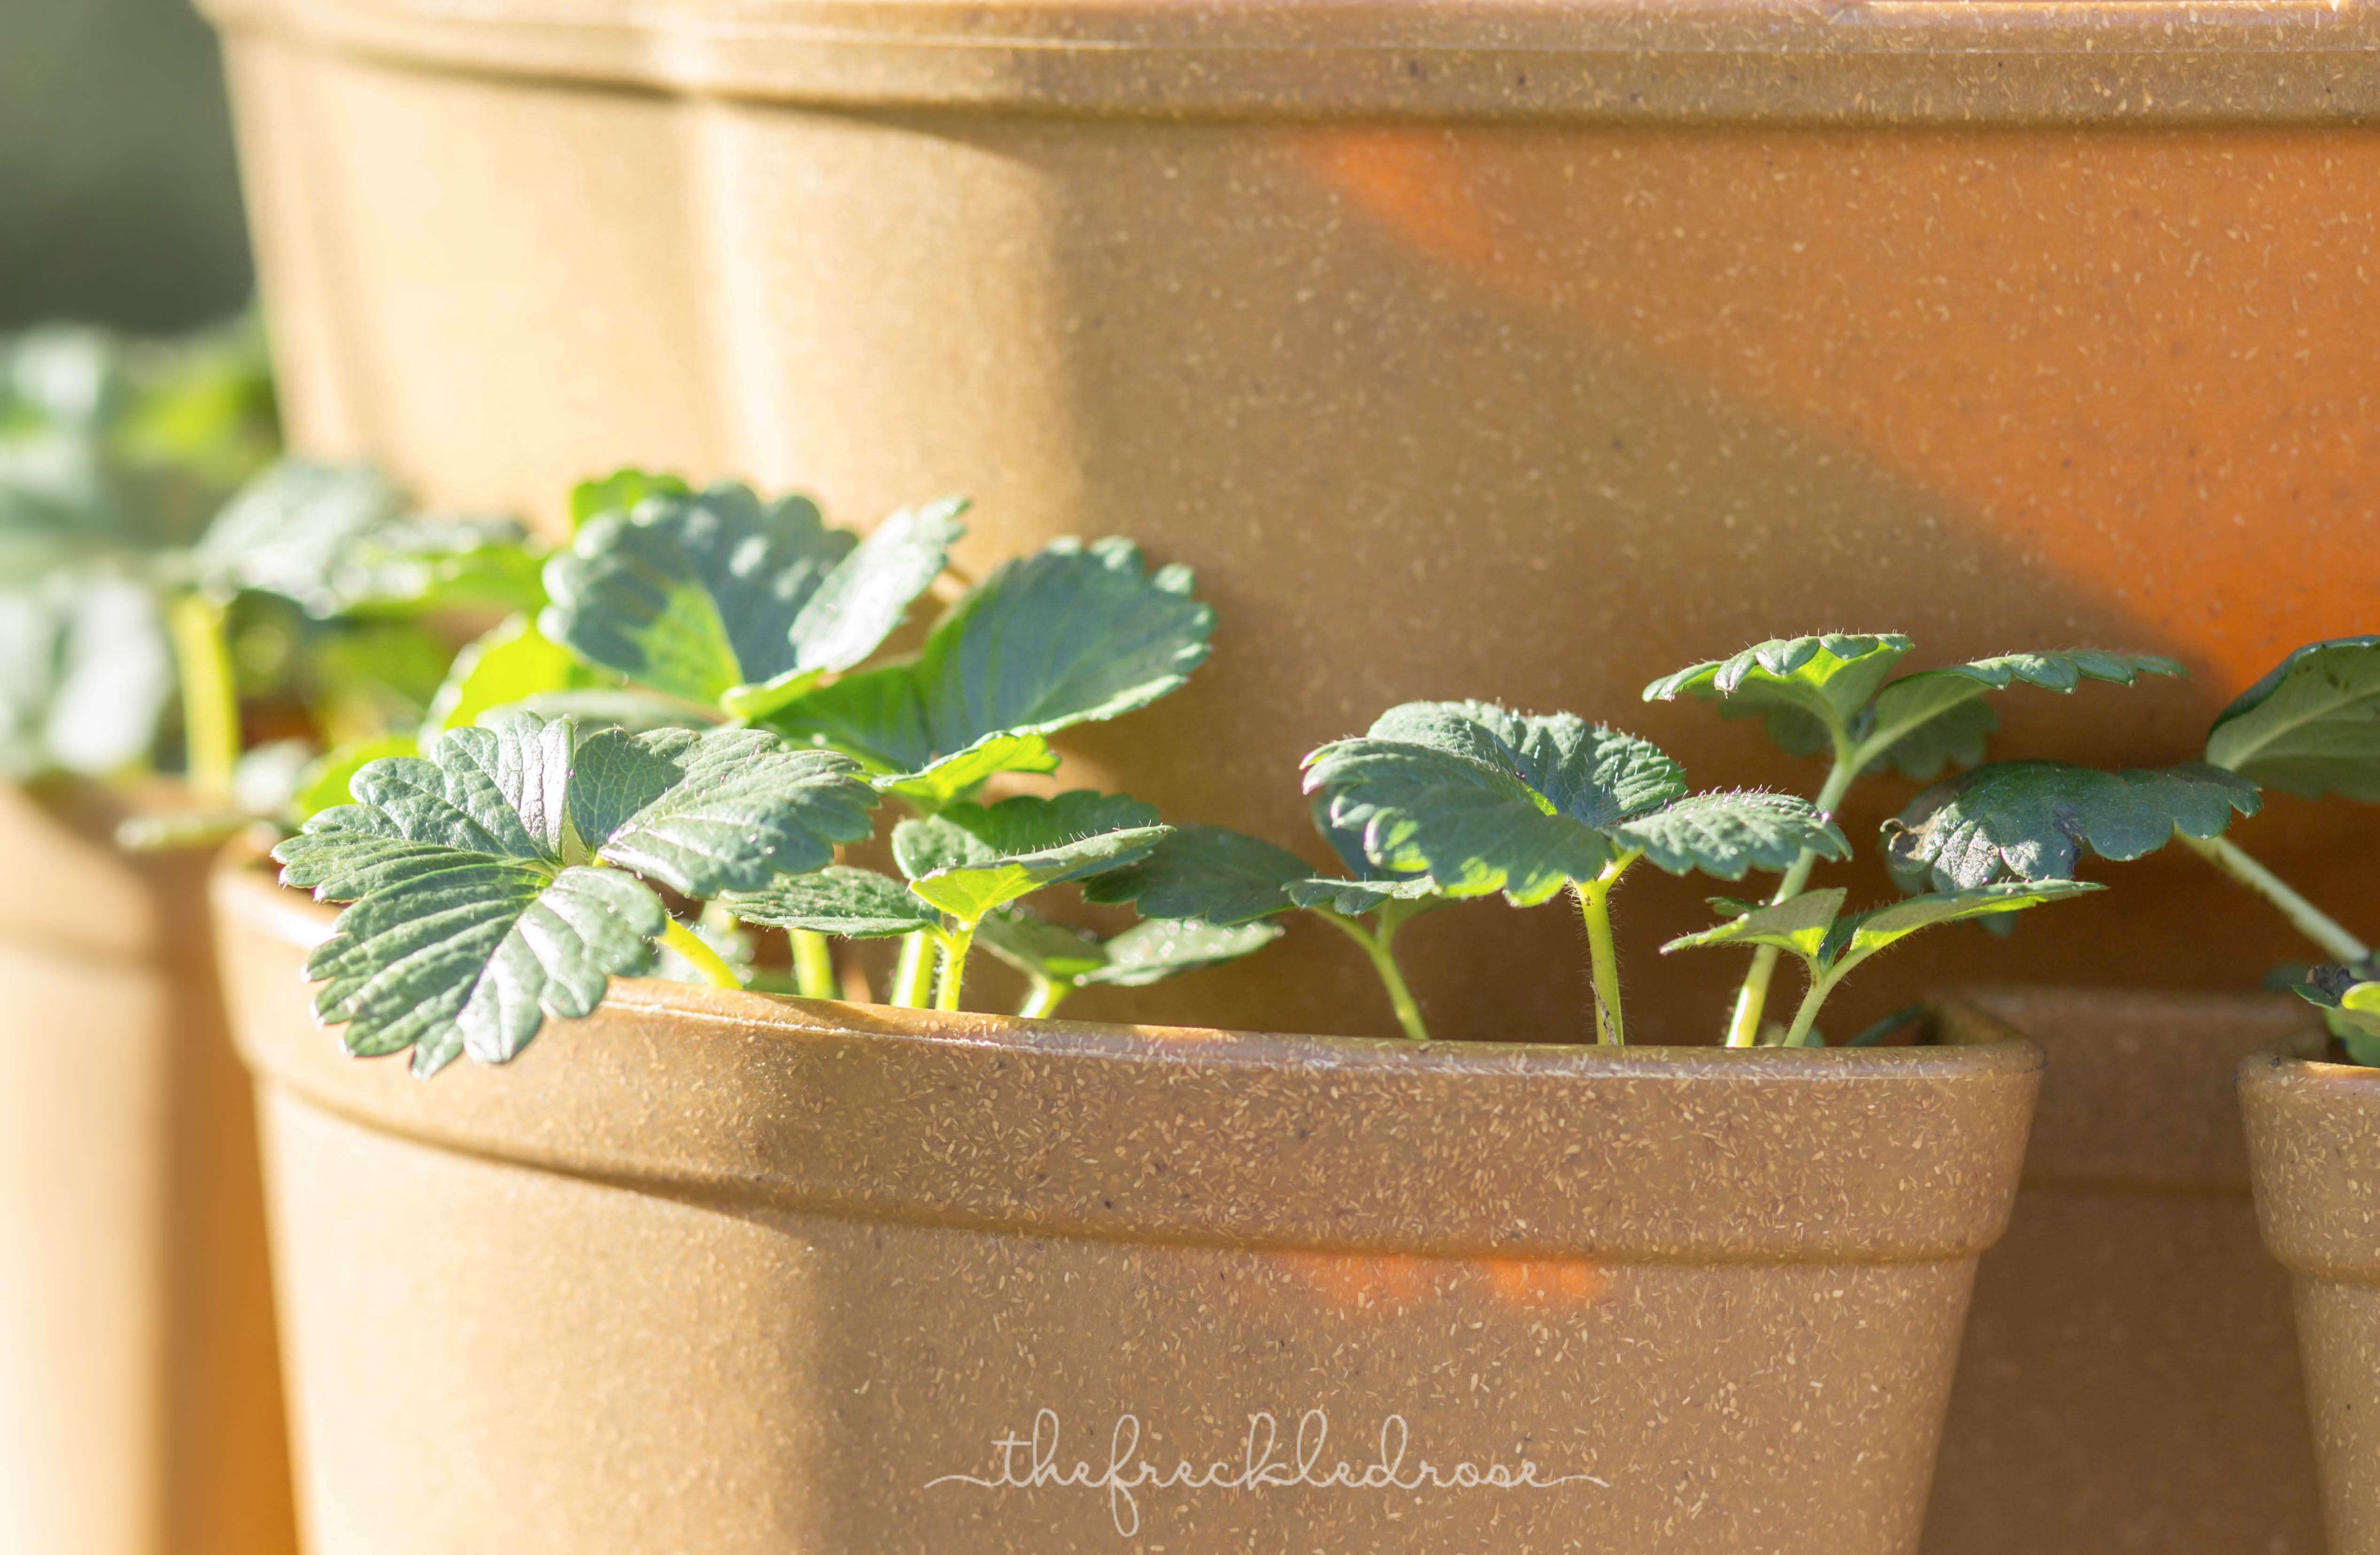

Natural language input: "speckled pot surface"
[2245,1047,2380,1555]
[0,785,296,1555]
[1922,987,2327,1555]
[198,0,2380,1050]
[217,859,2039,1554]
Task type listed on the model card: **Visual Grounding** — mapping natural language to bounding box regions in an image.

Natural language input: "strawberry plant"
[1645,635,2186,1043]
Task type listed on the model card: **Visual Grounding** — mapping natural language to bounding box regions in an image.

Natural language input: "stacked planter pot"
[200,0,2380,1047]
[217,856,2042,1552]
[0,785,296,1555]
[2246,1048,2380,1554]
[1922,988,2327,1555]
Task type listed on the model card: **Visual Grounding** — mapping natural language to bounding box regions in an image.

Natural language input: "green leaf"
[568,724,876,897]
[1661,888,1847,964]
[1643,635,1913,748]
[421,614,606,739]
[1862,650,2187,779]
[306,860,663,1074]
[193,459,537,617]
[1080,823,1311,925]
[976,908,1111,983]
[1834,880,2104,962]
[569,468,690,530]
[1281,875,1441,915]
[270,710,876,1071]
[1884,760,2263,892]
[1080,917,1284,987]
[543,482,961,715]
[2296,963,2380,1058]
[765,536,1211,793]
[293,734,419,822]
[871,731,1060,808]
[723,866,939,938]
[1302,702,1685,906]
[2205,637,2380,801]
[1611,790,1847,879]
[892,791,1168,924]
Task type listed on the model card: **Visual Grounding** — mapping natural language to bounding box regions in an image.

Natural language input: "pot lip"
[197,0,2380,127]
[219,851,2039,1084]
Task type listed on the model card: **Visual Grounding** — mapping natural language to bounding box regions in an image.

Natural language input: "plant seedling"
[1080,803,1447,1041]
[1645,634,2186,1044]
[973,910,1282,1019]
[724,790,1221,1012]
[1893,636,2380,1061]
[1301,700,1868,1044]
[272,708,877,1073]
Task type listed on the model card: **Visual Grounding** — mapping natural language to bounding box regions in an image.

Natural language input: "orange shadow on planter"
[1296,124,2380,693]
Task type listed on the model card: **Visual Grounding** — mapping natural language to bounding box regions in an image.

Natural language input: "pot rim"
[217,855,2041,1262]
[199,0,2380,127]
[2240,1041,2380,1279]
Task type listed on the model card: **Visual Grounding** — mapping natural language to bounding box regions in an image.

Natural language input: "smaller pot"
[2244,1044,2380,1555]
[218,855,2041,1555]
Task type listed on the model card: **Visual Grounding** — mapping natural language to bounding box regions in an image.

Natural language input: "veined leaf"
[872,731,1059,809]
[2205,637,2380,801]
[0,569,171,780]
[271,710,876,1071]
[725,866,938,938]
[542,482,962,713]
[1861,650,2186,779]
[1611,790,1847,879]
[569,467,690,530]
[1662,888,1847,963]
[766,536,1211,796]
[893,791,1168,924]
[421,614,607,740]
[1643,635,1913,748]
[1082,917,1283,987]
[1303,703,1685,906]
[1832,881,2103,963]
[1081,823,1312,925]
[1884,760,2262,893]
[1282,875,1440,915]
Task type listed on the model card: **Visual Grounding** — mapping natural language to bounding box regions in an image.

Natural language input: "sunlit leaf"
[1661,888,1847,963]
[1611,789,1847,879]
[1884,760,2262,892]
[1643,635,1912,748]
[421,614,606,739]
[1081,917,1283,987]
[724,866,940,938]
[2205,637,2380,802]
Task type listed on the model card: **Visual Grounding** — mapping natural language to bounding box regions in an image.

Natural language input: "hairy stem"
[791,929,838,1000]
[1017,976,1070,1019]
[1577,853,1640,1046]
[935,921,977,1013]
[165,591,240,806]
[1781,971,1836,1049]
[2183,832,2371,964]
[1311,908,1430,1042]
[660,918,744,990]
[890,931,937,1008]
[1727,744,1861,1047]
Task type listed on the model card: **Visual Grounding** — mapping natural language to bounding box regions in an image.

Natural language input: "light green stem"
[1576,853,1639,1046]
[792,929,838,1000]
[936,921,977,1013]
[1727,745,1861,1047]
[659,918,744,990]
[1312,908,1430,1042]
[890,931,937,1008]
[2184,832,2371,964]
[1781,971,1837,1048]
[1017,976,1070,1019]
[165,591,239,805]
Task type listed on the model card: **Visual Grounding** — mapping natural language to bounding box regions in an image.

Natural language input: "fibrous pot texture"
[0,785,296,1555]
[1922,987,2326,1555]
[200,0,2380,1046]
[217,859,2040,1554]
[2245,1047,2380,1555]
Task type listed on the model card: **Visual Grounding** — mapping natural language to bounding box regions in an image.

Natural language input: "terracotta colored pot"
[1921,988,2326,1555]
[2245,1046,2380,1555]
[197,0,2380,1049]
[0,784,296,1555]
[217,857,2039,1553]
